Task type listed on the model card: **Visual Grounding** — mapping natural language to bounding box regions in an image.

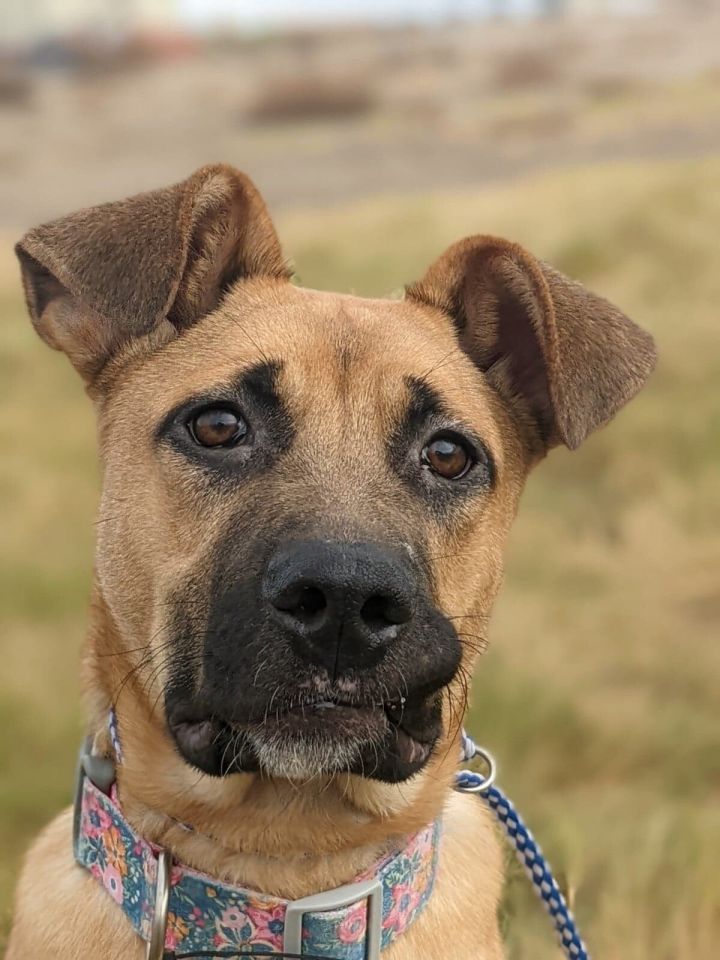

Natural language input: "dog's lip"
[256,699,384,738]
[250,695,386,726]
[288,695,396,714]
[256,697,438,759]
[267,696,427,733]
[167,694,439,777]
[169,717,220,749]
[168,697,435,747]
[249,698,436,768]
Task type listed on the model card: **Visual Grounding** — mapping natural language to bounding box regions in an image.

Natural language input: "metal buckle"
[283,876,383,960]
[146,848,173,960]
[71,735,171,960]
[72,736,117,853]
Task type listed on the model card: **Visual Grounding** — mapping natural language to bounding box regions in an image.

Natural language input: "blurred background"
[1,1,719,957]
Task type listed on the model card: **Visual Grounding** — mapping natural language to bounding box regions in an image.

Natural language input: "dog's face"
[16,165,655,790]
[92,283,523,783]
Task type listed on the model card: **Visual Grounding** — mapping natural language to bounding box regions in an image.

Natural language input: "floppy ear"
[407,235,656,451]
[15,164,288,382]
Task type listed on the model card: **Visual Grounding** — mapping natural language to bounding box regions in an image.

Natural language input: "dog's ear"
[15,164,288,382]
[407,235,656,451]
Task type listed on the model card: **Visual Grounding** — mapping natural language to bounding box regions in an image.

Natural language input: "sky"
[4,0,662,45]
[179,0,555,29]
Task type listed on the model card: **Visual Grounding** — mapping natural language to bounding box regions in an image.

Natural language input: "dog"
[7,164,655,959]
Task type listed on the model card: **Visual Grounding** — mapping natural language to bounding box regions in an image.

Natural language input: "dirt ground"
[1,12,720,228]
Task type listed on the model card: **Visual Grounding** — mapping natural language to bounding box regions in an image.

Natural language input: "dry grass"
[1,156,719,957]
[247,74,377,125]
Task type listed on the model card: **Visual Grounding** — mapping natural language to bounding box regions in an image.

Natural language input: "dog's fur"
[7,165,656,959]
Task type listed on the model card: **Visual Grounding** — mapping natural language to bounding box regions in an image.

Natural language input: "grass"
[1,156,719,958]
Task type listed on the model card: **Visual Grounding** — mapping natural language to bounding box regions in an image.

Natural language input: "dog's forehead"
[168,281,456,381]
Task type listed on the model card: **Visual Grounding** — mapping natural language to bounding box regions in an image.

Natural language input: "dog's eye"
[189,408,248,448]
[421,433,473,480]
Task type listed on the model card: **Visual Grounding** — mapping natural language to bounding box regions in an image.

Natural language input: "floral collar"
[74,746,440,959]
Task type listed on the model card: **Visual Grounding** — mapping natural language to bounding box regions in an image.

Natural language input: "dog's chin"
[167,699,441,784]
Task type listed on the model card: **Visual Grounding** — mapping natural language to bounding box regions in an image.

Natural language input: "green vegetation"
[1,157,718,957]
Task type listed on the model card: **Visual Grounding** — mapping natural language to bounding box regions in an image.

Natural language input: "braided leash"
[458,732,590,960]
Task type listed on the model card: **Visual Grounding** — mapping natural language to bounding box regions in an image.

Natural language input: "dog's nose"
[264,540,416,674]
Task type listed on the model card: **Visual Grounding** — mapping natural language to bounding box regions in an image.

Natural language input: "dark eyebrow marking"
[155,360,284,430]
[403,376,448,433]
[154,359,293,454]
[234,360,284,413]
[388,376,448,463]
[390,375,496,504]
[234,360,295,455]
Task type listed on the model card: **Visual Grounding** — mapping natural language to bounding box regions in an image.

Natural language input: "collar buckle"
[72,734,173,960]
[72,736,116,853]
[283,876,383,960]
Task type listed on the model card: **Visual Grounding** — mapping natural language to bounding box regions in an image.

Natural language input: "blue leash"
[457,731,590,960]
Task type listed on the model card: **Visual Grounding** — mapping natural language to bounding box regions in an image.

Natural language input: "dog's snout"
[264,540,416,674]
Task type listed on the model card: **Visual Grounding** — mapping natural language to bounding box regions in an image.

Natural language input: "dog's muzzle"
[165,536,462,782]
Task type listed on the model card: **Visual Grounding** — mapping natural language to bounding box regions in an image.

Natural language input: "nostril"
[295,586,327,621]
[273,584,328,625]
[360,593,412,634]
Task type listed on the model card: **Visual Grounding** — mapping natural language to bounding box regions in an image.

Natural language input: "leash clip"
[284,875,383,960]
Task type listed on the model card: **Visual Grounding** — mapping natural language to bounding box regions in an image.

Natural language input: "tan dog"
[7,164,655,959]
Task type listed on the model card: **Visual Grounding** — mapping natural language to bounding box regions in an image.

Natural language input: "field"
[1,152,718,957]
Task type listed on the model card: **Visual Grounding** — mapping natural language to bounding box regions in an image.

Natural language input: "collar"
[73,739,441,960]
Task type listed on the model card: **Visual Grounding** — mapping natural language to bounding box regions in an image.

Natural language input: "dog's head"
[17,165,655,791]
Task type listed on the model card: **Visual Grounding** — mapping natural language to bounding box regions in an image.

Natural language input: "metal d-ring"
[473,746,497,790]
[146,848,173,960]
[456,745,498,793]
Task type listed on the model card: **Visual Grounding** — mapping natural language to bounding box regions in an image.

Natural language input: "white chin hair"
[248,731,364,781]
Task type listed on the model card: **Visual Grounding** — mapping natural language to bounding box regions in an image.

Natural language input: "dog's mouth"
[167,692,440,782]
[262,696,436,766]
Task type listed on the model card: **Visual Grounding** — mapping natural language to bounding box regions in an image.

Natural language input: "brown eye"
[189,408,247,448]
[422,434,473,480]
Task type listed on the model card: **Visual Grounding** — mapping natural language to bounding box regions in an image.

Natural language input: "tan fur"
[7,166,656,959]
